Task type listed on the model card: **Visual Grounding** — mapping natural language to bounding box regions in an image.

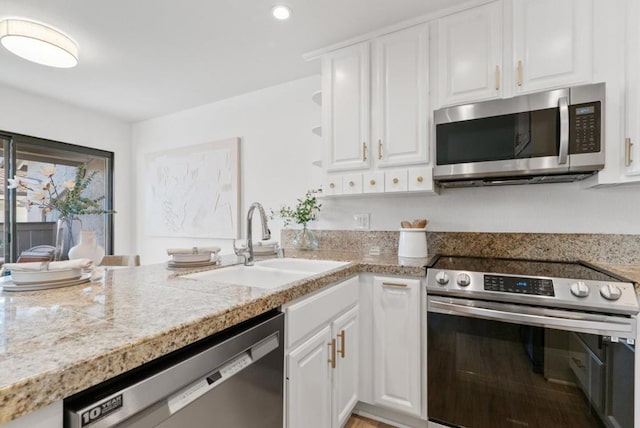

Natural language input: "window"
[0,132,114,263]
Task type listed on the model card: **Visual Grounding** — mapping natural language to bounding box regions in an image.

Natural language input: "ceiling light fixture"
[272,5,291,20]
[0,19,78,68]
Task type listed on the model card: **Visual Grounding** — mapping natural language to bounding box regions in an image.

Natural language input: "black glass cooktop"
[431,256,624,282]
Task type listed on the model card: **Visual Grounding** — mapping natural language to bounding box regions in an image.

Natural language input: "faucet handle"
[233,239,248,255]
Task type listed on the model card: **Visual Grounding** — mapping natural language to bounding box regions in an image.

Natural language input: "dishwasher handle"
[167,333,279,415]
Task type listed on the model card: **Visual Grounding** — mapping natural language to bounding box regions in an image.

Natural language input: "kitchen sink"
[184,258,349,290]
[254,258,349,273]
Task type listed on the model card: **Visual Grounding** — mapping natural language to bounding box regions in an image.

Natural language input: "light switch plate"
[353,213,370,230]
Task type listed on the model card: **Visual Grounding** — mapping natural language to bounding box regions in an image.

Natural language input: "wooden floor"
[345,414,395,428]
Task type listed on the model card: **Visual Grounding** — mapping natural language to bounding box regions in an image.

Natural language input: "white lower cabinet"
[287,326,333,428]
[372,276,422,417]
[284,276,360,428]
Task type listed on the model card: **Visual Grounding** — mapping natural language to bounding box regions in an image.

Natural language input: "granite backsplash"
[281,230,640,264]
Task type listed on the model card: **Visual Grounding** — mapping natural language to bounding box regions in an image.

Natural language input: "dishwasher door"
[64,311,284,428]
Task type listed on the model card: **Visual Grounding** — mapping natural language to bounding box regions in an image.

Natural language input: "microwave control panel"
[569,101,601,154]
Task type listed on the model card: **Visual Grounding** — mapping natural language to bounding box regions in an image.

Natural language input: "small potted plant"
[271,189,321,250]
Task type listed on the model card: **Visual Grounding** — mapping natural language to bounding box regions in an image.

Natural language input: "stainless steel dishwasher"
[64,310,284,428]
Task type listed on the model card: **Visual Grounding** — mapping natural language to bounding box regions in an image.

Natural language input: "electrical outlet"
[353,213,370,230]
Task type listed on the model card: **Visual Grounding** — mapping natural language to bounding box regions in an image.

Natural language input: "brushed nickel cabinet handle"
[517,60,523,86]
[337,330,346,358]
[362,142,367,161]
[626,138,634,166]
[378,140,383,160]
[328,338,336,368]
[495,65,500,91]
[382,281,407,288]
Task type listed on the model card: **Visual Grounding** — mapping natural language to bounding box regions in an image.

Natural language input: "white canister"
[398,227,428,258]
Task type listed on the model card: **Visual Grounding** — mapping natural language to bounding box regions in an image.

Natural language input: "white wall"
[133,74,640,265]
[0,84,133,253]
[132,76,320,264]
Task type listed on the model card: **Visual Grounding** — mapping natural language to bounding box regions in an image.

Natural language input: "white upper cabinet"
[625,0,640,176]
[436,2,503,107]
[372,24,430,167]
[322,42,371,172]
[512,0,593,94]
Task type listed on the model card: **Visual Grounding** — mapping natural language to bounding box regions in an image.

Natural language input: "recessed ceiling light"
[272,5,291,20]
[0,19,78,68]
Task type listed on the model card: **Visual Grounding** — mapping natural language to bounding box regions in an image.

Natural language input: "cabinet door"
[332,305,360,428]
[625,0,640,176]
[373,24,429,167]
[287,326,333,428]
[513,0,593,93]
[322,42,371,172]
[372,277,421,416]
[437,1,502,107]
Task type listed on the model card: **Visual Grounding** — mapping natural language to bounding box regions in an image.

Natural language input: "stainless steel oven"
[433,83,605,187]
[426,256,638,428]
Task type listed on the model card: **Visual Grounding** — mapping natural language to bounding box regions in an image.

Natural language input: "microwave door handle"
[558,96,569,165]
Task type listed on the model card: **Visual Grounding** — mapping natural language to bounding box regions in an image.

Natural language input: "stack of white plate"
[167,252,219,268]
[1,267,91,292]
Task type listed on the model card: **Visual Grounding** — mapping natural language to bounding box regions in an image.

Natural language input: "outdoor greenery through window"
[0,132,114,263]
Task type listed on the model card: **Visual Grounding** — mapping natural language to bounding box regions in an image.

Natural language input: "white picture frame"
[144,137,241,239]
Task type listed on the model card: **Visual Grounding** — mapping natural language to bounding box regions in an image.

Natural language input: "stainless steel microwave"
[433,83,605,187]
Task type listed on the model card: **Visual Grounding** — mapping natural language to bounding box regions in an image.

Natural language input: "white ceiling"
[0,0,468,122]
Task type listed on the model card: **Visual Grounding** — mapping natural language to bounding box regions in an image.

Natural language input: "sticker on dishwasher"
[81,394,123,427]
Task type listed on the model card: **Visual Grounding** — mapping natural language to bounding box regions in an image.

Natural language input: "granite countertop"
[0,251,429,424]
[589,261,640,289]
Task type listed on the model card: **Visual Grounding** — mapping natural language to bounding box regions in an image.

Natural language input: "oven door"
[427,296,635,428]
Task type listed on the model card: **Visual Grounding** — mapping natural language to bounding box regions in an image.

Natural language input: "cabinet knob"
[392,178,399,184]
[416,176,423,183]
[329,183,335,189]
[370,179,376,186]
[349,181,354,187]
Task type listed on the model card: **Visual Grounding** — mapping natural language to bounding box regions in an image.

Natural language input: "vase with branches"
[8,164,114,260]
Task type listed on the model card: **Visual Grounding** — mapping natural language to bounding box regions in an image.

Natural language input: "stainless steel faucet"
[235,202,271,266]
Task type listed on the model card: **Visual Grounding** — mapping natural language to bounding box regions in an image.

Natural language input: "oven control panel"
[484,275,555,296]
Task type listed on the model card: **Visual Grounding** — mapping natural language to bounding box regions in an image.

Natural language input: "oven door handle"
[558,96,569,165]
[428,297,636,339]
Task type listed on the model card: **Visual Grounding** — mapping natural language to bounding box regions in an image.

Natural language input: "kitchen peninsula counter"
[0,252,430,424]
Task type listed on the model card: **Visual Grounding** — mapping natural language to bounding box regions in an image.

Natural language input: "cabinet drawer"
[324,176,343,196]
[342,174,363,195]
[285,276,359,349]
[363,172,385,193]
[384,170,408,192]
[407,167,433,192]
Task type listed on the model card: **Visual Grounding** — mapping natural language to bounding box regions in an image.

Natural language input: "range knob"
[600,284,622,301]
[570,281,590,297]
[435,271,450,286]
[457,273,471,287]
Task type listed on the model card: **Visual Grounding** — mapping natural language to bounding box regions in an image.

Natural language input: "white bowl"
[10,267,83,285]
